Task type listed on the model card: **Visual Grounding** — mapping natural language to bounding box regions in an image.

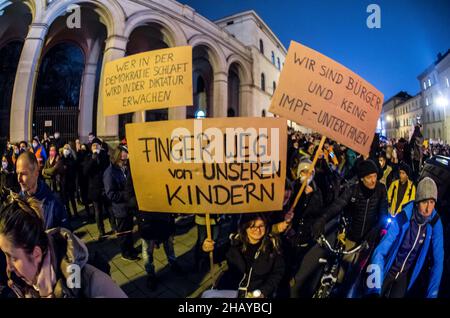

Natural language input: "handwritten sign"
[102,46,193,116]
[269,41,384,156]
[126,118,287,213]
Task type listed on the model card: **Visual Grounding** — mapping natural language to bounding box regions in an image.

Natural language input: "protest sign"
[269,41,384,156]
[102,46,193,116]
[126,117,287,213]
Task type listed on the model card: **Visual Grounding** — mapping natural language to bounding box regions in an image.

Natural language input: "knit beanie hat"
[398,162,411,179]
[357,159,379,179]
[415,177,438,203]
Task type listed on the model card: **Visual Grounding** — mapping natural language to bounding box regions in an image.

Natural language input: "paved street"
[71,210,224,298]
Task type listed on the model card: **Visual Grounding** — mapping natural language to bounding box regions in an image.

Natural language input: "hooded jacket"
[7,228,127,298]
[368,201,444,298]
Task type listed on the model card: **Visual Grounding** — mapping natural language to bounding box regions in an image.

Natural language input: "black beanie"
[357,159,379,179]
[398,162,411,179]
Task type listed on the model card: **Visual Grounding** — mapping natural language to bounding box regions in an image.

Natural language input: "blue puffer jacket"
[368,201,444,298]
[21,180,69,230]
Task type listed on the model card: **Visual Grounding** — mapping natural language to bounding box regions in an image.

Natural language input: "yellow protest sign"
[126,118,287,213]
[102,46,193,116]
[269,41,384,156]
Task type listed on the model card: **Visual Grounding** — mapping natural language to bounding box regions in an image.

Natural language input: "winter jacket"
[20,179,69,230]
[31,145,47,168]
[7,228,127,298]
[83,151,109,202]
[387,179,416,216]
[322,182,388,244]
[291,180,324,244]
[222,234,285,297]
[103,163,129,219]
[60,154,77,193]
[42,156,63,192]
[368,201,444,298]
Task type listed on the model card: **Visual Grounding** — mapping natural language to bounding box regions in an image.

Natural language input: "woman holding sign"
[202,214,285,298]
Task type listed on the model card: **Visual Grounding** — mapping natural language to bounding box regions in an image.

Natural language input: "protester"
[16,152,69,230]
[202,214,285,298]
[367,177,444,298]
[387,162,416,216]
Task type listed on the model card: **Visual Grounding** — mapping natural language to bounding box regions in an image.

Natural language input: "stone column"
[10,23,48,142]
[212,71,228,118]
[78,62,98,142]
[96,35,128,141]
[240,84,254,117]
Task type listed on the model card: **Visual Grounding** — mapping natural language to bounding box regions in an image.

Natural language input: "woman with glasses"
[202,213,285,298]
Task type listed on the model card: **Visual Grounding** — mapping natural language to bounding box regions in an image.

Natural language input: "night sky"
[178,0,450,100]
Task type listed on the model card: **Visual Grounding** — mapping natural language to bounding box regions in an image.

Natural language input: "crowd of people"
[0,124,449,298]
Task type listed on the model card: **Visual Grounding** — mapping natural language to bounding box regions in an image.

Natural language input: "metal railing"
[33,106,79,142]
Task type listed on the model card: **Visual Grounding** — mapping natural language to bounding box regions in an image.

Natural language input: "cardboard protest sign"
[269,41,384,156]
[102,46,193,116]
[126,118,287,213]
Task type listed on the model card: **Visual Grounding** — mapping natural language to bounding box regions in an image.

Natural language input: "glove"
[311,217,326,240]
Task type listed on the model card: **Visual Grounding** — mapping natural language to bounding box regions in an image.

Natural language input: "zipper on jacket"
[395,224,423,280]
[360,198,370,238]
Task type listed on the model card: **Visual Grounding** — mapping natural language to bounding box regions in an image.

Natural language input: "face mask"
[14,150,19,155]
[32,142,38,148]
[63,149,70,157]
[2,162,7,169]
[94,149,101,154]
[54,134,60,139]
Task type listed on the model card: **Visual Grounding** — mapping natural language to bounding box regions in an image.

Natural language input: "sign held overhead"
[102,46,193,116]
[269,41,384,156]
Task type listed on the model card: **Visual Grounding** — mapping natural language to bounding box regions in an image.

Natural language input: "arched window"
[277,57,281,70]
[262,109,266,117]
[438,128,442,139]
[271,51,275,65]
[259,39,264,54]
[261,73,266,91]
[273,81,276,94]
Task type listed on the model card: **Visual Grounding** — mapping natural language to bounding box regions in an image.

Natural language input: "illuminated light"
[195,110,206,119]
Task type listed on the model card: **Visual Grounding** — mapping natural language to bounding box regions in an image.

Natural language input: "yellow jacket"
[387,179,416,216]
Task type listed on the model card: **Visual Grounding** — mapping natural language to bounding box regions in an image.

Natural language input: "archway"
[33,42,84,142]
[0,0,32,149]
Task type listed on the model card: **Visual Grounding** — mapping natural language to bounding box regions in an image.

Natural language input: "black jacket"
[323,182,388,243]
[83,150,109,201]
[291,180,324,244]
[60,155,77,193]
[103,163,129,219]
[220,235,285,297]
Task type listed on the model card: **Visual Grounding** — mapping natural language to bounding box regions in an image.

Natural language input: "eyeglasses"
[249,224,265,231]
